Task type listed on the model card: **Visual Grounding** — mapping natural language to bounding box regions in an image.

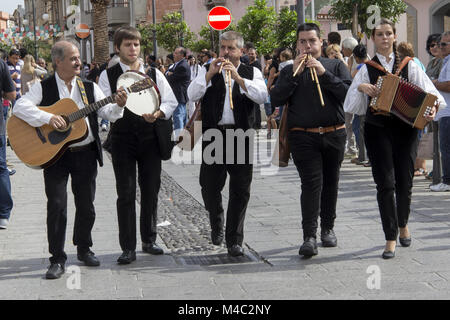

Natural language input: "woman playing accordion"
[344,18,446,259]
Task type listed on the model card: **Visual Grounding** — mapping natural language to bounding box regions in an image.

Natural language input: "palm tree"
[90,0,110,65]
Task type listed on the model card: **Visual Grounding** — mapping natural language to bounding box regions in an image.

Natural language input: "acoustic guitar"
[7,78,153,169]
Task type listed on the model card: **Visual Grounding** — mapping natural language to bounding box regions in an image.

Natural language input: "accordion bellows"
[370,74,438,130]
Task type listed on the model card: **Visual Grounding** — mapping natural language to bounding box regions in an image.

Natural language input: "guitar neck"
[67,94,117,123]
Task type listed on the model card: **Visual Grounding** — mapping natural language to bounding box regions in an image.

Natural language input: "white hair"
[341,37,359,50]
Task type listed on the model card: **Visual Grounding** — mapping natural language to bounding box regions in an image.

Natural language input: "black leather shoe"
[298,237,318,257]
[227,244,244,257]
[211,229,224,245]
[382,250,395,259]
[77,250,100,267]
[399,237,411,247]
[142,242,164,255]
[321,229,337,247]
[45,263,65,279]
[117,250,136,264]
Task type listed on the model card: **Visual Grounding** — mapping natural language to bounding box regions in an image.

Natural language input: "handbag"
[154,117,175,160]
[176,101,202,151]
[417,131,433,160]
[271,104,290,167]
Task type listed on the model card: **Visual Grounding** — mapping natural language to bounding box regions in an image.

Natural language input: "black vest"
[201,63,255,130]
[107,63,157,134]
[40,75,103,166]
[365,55,409,127]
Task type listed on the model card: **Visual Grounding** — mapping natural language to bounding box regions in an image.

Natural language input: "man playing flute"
[270,23,352,257]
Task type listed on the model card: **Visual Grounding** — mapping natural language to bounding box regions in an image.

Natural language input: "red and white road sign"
[208,6,232,31]
[75,23,90,39]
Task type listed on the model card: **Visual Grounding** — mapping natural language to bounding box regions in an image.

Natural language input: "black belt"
[69,142,96,153]
[217,124,236,130]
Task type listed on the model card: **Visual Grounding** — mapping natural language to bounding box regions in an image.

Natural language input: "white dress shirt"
[187,63,268,125]
[344,52,446,115]
[435,55,450,121]
[98,61,178,120]
[13,72,124,147]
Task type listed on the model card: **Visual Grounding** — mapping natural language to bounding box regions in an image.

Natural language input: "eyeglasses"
[429,43,438,48]
[439,42,450,48]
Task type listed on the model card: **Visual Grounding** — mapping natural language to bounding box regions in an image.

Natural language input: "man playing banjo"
[98,26,178,264]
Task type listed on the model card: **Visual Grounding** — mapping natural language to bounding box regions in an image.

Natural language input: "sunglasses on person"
[429,43,438,48]
[439,42,450,48]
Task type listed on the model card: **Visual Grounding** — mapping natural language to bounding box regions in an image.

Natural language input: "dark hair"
[297,23,321,39]
[167,53,174,61]
[371,18,400,73]
[9,49,20,57]
[263,54,271,61]
[187,55,194,60]
[19,48,28,59]
[328,32,341,45]
[110,53,116,58]
[148,55,156,61]
[244,42,255,50]
[113,26,141,50]
[426,33,442,56]
[352,44,367,59]
[176,47,187,57]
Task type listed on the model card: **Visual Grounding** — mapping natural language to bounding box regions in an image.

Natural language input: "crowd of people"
[0,20,449,280]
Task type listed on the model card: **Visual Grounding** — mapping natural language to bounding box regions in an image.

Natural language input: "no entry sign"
[75,23,90,39]
[208,6,232,31]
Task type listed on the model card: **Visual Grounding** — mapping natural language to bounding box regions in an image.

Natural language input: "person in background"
[326,44,346,65]
[7,49,22,106]
[397,41,428,177]
[340,38,359,158]
[349,44,370,167]
[0,58,17,229]
[21,54,47,95]
[328,31,341,46]
[424,34,444,182]
[430,31,450,192]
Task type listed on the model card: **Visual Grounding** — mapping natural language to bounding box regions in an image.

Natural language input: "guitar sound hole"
[48,127,72,145]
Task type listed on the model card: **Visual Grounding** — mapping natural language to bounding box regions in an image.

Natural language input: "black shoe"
[117,250,136,264]
[382,250,395,259]
[142,242,164,255]
[399,237,411,247]
[227,244,244,257]
[211,229,224,245]
[298,237,318,257]
[45,263,65,279]
[321,229,337,247]
[77,250,100,267]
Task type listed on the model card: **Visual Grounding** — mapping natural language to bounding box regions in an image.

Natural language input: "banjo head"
[117,71,160,116]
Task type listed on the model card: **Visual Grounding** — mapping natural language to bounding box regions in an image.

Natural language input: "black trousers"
[200,128,253,248]
[288,129,346,240]
[364,119,418,241]
[111,130,161,252]
[44,144,97,264]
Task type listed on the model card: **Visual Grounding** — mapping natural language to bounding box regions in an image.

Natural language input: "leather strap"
[290,124,345,134]
[365,57,413,76]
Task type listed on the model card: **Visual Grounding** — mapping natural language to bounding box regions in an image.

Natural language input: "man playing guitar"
[13,40,128,279]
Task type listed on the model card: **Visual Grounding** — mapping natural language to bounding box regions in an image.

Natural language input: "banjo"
[117,70,161,116]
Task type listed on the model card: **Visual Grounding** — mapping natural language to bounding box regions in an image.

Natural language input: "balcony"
[84,2,130,27]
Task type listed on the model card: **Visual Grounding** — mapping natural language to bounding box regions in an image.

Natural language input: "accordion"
[369,74,438,130]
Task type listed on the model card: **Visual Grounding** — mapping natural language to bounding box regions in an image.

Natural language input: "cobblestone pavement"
[1,128,450,300]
